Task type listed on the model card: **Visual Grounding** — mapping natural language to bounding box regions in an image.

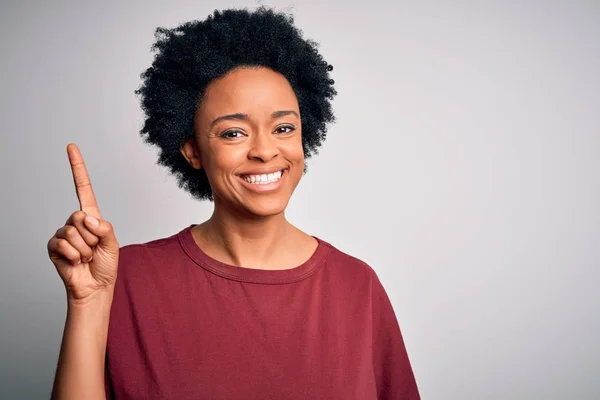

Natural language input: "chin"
[242,197,290,218]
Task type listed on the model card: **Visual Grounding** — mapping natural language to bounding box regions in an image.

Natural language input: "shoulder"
[116,228,185,278]
[119,233,179,257]
[110,228,193,308]
[317,237,381,284]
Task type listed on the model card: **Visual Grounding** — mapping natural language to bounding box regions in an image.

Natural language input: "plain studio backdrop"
[1,0,599,398]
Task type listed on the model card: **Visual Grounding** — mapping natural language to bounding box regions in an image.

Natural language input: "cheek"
[199,147,242,192]
[285,139,305,182]
[283,135,305,161]
[203,144,243,171]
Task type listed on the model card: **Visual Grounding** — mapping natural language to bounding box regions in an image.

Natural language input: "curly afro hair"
[135,6,337,201]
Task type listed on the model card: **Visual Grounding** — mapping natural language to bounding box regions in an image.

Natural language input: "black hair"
[135,6,337,201]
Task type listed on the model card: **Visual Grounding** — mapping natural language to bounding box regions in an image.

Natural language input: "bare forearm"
[51,289,114,400]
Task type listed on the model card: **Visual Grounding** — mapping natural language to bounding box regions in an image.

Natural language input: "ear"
[180,137,203,170]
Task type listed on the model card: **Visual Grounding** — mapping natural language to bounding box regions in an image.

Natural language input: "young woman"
[48,7,419,399]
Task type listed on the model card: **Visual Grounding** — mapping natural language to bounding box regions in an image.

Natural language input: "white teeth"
[242,170,283,185]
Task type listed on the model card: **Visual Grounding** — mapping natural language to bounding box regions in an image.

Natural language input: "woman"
[48,7,420,400]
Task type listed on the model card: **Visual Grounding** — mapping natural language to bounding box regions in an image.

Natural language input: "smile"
[241,170,284,185]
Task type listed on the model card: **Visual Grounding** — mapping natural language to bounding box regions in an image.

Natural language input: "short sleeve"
[371,273,420,399]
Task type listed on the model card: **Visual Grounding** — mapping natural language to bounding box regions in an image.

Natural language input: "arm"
[51,291,113,400]
[47,144,120,399]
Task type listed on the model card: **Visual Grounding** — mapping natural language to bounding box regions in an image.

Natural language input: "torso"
[105,226,419,399]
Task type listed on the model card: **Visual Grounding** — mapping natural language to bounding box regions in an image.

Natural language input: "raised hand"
[47,144,120,302]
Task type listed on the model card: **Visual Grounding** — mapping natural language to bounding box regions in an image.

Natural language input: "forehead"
[198,67,299,119]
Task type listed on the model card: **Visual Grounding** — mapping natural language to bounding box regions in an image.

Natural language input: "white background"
[1,0,599,398]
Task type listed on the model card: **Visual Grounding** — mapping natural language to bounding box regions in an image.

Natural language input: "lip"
[236,168,287,193]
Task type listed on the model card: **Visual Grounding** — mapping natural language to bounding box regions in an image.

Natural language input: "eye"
[274,125,295,135]
[219,129,246,139]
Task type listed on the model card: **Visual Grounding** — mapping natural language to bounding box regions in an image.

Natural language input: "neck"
[194,203,296,269]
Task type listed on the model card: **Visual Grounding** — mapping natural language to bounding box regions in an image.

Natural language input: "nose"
[247,130,279,162]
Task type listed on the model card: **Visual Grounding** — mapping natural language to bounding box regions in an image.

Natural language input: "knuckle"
[74,176,91,188]
[72,210,86,222]
[64,225,78,239]
[81,247,93,259]
[56,239,69,254]
[56,239,77,260]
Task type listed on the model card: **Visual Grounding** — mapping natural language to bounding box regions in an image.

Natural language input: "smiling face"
[180,67,305,217]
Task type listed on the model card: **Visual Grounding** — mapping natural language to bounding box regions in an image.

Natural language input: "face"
[181,67,304,218]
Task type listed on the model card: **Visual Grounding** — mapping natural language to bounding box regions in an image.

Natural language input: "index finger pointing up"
[67,143,102,220]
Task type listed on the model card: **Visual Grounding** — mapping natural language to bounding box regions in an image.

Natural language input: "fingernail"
[87,256,93,263]
[85,215,99,227]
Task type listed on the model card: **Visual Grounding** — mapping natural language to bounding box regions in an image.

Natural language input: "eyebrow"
[210,110,299,127]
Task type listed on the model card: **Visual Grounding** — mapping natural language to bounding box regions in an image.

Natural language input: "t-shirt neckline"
[177,225,329,284]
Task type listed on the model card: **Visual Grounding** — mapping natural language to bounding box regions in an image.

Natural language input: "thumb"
[83,215,119,250]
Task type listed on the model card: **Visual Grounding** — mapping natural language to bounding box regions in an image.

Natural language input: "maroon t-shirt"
[105,225,419,399]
